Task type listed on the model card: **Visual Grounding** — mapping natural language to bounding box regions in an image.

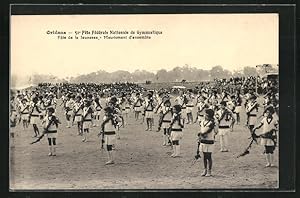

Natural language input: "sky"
[11,14,278,79]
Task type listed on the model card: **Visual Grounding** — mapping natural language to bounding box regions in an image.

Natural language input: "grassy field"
[9,97,278,190]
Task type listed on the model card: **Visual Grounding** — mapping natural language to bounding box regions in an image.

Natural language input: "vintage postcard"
[10,11,279,190]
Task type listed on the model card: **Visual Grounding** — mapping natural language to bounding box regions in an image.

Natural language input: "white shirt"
[260,116,278,135]
[200,120,215,141]
[162,106,172,121]
[216,109,232,126]
[103,116,116,132]
[83,106,93,120]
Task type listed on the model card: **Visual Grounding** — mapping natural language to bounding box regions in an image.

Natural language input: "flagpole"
[255,65,258,94]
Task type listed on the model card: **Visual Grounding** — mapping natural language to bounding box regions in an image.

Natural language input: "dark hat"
[47,107,55,113]
[110,96,118,104]
[265,106,275,114]
[205,108,214,118]
[249,94,257,100]
[85,100,91,106]
[220,101,227,106]
[32,97,39,103]
[104,106,114,114]
[173,104,182,113]
[163,99,171,105]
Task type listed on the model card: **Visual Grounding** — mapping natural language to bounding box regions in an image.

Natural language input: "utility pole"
[255,65,261,94]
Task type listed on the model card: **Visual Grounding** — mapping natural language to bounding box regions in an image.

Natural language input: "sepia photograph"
[9,11,280,190]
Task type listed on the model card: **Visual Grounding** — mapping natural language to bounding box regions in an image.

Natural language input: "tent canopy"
[172,85,186,89]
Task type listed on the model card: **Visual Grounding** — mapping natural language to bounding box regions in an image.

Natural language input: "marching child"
[186,90,195,124]
[10,97,18,145]
[144,93,155,131]
[155,93,166,132]
[177,91,187,125]
[29,97,41,137]
[252,106,278,167]
[233,91,242,125]
[169,105,184,157]
[100,106,117,165]
[42,107,61,156]
[133,93,143,121]
[19,98,30,130]
[64,94,75,128]
[245,94,259,134]
[87,94,96,127]
[198,109,216,177]
[93,97,102,127]
[10,97,18,129]
[38,95,46,120]
[73,96,84,135]
[227,96,236,131]
[215,101,235,152]
[120,94,131,127]
[208,98,219,112]
[194,96,209,125]
[82,100,94,142]
[112,104,123,140]
[159,99,173,146]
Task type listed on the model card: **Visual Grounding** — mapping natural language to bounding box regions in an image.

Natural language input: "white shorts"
[82,121,92,130]
[145,111,154,119]
[46,132,58,139]
[186,106,194,114]
[197,115,204,122]
[94,110,101,116]
[162,121,171,129]
[181,109,187,119]
[235,106,242,113]
[260,138,275,146]
[199,143,214,153]
[41,111,47,118]
[21,113,29,121]
[74,115,82,122]
[134,106,143,112]
[170,131,183,141]
[218,128,230,136]
[30,115,40,125]
[124,108,131,114]
[105,133,116,145]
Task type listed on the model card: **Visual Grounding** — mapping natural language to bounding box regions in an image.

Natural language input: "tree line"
[18,64,278,85]
[67,65,258,84]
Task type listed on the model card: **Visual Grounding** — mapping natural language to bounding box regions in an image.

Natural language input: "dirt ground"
[9,97,278,190]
